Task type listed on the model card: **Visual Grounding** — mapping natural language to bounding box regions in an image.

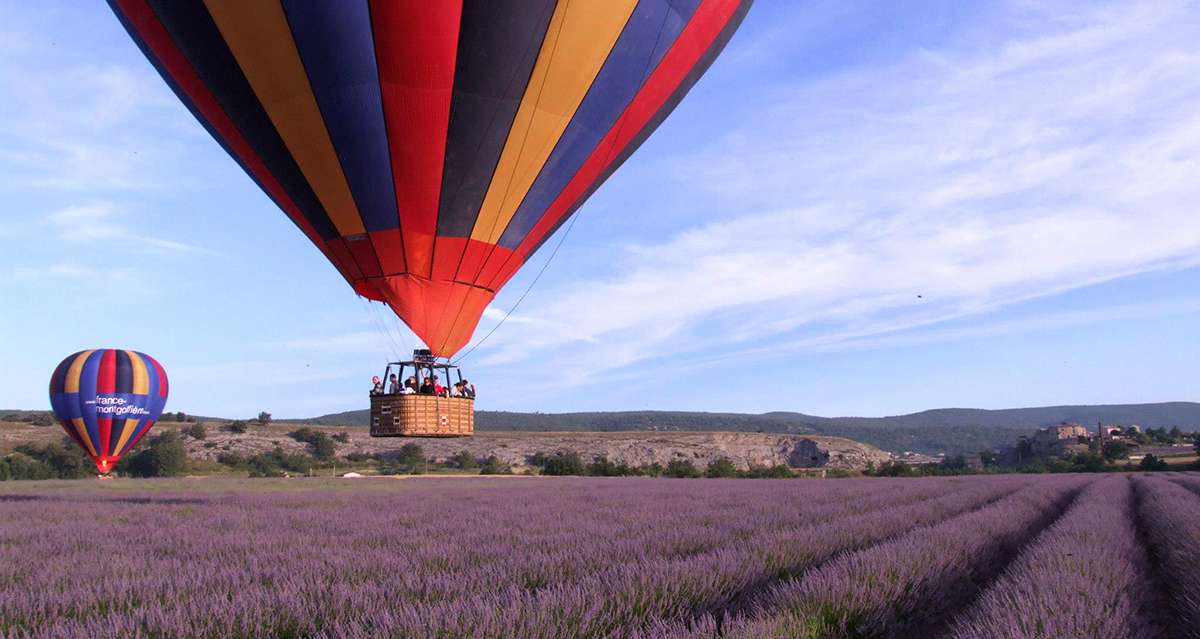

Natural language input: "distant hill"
[303,402,1200,454]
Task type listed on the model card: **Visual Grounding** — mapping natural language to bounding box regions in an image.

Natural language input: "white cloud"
[0,9,205,193]
[468,0,1200,384]
[44,202,201,253]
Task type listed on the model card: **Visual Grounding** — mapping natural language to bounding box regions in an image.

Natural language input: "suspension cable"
[451,209,583,365]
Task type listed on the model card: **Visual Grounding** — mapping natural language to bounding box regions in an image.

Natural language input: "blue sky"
[2,1,1198,419]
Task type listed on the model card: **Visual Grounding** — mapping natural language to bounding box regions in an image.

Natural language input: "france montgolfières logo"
[48,350,169,474]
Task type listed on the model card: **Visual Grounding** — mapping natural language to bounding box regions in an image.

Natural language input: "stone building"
[1030,422,1092,457]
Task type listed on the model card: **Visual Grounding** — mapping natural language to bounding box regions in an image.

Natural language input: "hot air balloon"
[48,350,169,475]
[107,0,753,357]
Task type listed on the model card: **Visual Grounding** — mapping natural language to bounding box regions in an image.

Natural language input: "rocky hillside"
[306,401,1200,454]
[0,419,888,472]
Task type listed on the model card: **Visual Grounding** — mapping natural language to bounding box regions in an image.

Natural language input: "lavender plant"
[1133,476,1200,636]
[716,476,1088,638]
[949,476,1163,639]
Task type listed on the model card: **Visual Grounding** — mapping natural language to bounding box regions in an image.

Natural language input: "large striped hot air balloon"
[109,0,753,356]
[48,350,169,474]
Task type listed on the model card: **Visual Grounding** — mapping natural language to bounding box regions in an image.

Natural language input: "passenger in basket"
[402,376,418,394]
[419,376,435,395]
[460,379,476,399]
[370,376,383,396]
[386,374,401,395]
[449,381,464,397]
[432,375,446,397]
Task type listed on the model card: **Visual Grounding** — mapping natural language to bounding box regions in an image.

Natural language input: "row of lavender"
[0,473,1197,638]
[0,476,1025,638]
[664,472,1200,639]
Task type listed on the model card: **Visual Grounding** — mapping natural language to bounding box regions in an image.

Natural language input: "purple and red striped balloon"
[48,349,169,474]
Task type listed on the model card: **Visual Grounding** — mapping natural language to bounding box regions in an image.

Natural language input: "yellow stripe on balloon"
[64,350,95,394]
[125,350,150,395]
[469,0,637,246]
[204,0,367,237]
[111,419,140,457]
[71,417,97,457]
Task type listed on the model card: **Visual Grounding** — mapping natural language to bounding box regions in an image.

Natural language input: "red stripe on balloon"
[369,0,462,279]
[150,356,169,398]
[481,0,744,291]
[96,350,117,462]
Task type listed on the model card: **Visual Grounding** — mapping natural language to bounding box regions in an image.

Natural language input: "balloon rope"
[359,297,402,361]
[451,209,582,365]
[452,7,673,365]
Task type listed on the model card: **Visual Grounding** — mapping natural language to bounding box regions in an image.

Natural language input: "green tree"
[288,428,336,460]
[449,450,478,470]
[1138,454,1169,472]
[225,420,248,434]
[588,455,618,476]
[743,464,794,478]
[639,462,664,477]
[479,455,512,475]
[119,431,187,477]
[665,458,701,478]
[704,457,738,478]
[184,422,207,440]
[13,440,93,479]
[1102,441,1131,462]
[396,443,425,467]
[0,453,53,480]
[256,412,272,426]
[540,450,586,476]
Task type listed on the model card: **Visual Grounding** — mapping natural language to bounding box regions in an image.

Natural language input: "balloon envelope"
[109,0,752,356]
[48,350,169,474]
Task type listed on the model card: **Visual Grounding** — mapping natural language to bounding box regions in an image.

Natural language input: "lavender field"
[1,474,1198,638]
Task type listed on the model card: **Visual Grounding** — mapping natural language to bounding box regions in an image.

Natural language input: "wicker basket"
[370,394,474,437]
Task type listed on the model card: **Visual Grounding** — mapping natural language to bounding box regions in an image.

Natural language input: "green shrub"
[118,431,187,477]
[479,455,512,475]
[11,440,93,479]
[743,464,795,478]
[638,462,664,477]
[289,427,337,460]
[332,432,351,444]
[665,459,701,478]
[539,450,586,476]
[0,453,53,480]
[184,422,207,440]
[704,457,739,478]
[1138,454,1169,472]
[216,452,248,468]
[449,450,478,470]
[225,420,248,434]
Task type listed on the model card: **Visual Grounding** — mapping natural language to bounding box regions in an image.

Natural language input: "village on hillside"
[891,421,1199,473]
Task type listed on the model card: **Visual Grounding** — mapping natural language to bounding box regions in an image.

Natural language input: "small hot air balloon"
[107,0,753,357]
[48,350,169,475]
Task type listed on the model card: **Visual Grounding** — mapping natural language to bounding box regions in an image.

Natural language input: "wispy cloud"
[44,202,201,253]
[0,8,204,193]
[470,0,1200,384]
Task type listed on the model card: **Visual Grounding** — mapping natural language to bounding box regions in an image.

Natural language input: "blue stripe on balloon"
[281,0,399,232]
[77,350,105,455]
[435,0,558,238]
[496,0,699,249]
[111,350,133,455]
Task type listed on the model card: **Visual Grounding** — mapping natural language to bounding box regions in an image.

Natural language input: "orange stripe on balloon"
[203,0,368,238]
[64,349,94,394]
